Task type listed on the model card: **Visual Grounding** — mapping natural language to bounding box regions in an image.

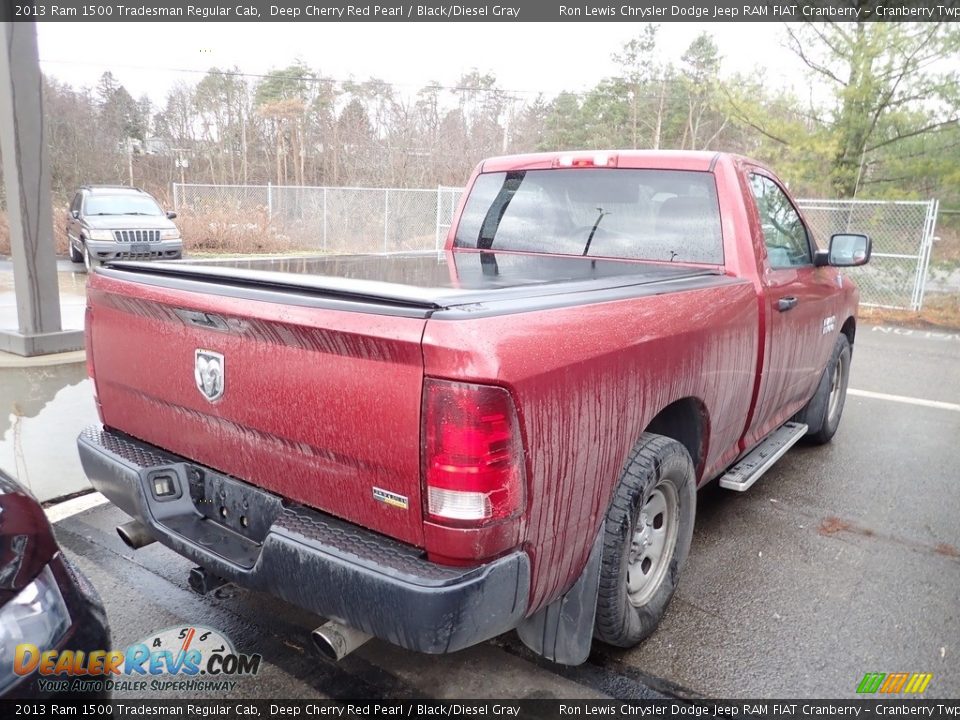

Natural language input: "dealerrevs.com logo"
[14,625,261,694]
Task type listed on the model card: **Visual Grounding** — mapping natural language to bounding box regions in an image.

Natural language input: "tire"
[69,239,83,263]
[59,556,112,700]
[82,242,98,272]
[594,433,696,648]
[61,556,110,641]
[795,334,851,445]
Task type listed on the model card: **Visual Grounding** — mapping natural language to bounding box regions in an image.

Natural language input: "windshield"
[84,194,163,216]
[454,168,723,264]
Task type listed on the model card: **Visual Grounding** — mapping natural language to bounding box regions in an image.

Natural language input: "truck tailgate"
[87,271,428,546]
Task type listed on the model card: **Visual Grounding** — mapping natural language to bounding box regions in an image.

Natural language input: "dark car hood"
[0,472,57,605]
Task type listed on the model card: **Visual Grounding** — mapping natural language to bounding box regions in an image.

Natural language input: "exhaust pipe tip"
[310,629,339,662]
[116,520,156,550]
[311,621,372,662]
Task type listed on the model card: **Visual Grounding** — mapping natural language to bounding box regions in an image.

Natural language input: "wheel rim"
[827,348,849,424]
[627,480,680,607]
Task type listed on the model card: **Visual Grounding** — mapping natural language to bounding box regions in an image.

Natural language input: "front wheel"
[69,240,83,263]
[796,334,851,445]
[594,433,696,648]
[82,243,99,272]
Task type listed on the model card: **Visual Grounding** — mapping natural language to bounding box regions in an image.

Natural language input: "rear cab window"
[454,168,724,264]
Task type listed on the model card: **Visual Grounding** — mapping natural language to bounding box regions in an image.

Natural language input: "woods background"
[1,22,959,265]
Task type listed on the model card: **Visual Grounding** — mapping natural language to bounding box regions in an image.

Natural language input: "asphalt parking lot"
[43,323,960,700]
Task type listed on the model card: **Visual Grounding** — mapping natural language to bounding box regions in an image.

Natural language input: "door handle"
[778,296,798,312]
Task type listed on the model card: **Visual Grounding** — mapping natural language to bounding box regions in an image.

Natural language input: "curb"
[0,349,87,369]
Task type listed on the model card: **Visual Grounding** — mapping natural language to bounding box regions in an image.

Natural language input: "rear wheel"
[594,433,696,648]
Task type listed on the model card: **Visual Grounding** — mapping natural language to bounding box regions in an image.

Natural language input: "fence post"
[383,188,389,252]
[172,182,179,212]
[322,187,327,252]
[435,186,443,251]
[913,199,939,311]
[267,181,273,220]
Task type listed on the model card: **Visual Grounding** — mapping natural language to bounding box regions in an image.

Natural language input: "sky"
[35,22,810,104]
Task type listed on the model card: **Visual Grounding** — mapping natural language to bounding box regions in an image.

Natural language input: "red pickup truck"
[78,151,870,665]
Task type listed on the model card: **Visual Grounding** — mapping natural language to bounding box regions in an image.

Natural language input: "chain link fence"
[173,183,450,254]
[173,184,939,310]
[796,198,939,310]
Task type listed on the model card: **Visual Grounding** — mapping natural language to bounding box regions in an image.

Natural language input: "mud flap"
[516,528,602,665]
[794,360,830,436]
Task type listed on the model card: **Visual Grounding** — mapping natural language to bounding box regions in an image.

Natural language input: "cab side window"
[749,174,811,269]
[70,193,82,215]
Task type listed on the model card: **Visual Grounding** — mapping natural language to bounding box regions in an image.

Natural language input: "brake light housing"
[422,378,526,528]
[553,153,618,168]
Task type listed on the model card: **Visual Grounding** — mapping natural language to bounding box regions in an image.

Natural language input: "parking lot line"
[45,490,109,522]
[848,388,960,413]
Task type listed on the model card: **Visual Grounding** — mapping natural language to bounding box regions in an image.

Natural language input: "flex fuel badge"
[373,487,409,510]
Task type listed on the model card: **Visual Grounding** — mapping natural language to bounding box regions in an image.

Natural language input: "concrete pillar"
[0,21,83,356]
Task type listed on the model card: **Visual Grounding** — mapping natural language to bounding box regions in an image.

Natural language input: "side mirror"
[818,233,871,267]
[71,210,80,220]
[166,211,178,220]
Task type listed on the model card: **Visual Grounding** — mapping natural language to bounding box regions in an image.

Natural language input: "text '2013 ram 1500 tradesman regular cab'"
[78,151,871,665]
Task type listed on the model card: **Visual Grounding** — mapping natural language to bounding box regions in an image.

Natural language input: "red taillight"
[422,379,525,527]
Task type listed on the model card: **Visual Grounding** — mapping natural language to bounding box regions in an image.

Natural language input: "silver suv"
[67,186,183,270]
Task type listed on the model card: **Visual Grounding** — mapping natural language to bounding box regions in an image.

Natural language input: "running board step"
[719,422,808,492]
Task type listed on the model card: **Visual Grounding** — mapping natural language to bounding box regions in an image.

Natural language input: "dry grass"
[53,208,70,255]
[934,225,960,266]
[0,207,314,257]
[860,293,960,330]
[0,207,72,256]
[177,207,315,255]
